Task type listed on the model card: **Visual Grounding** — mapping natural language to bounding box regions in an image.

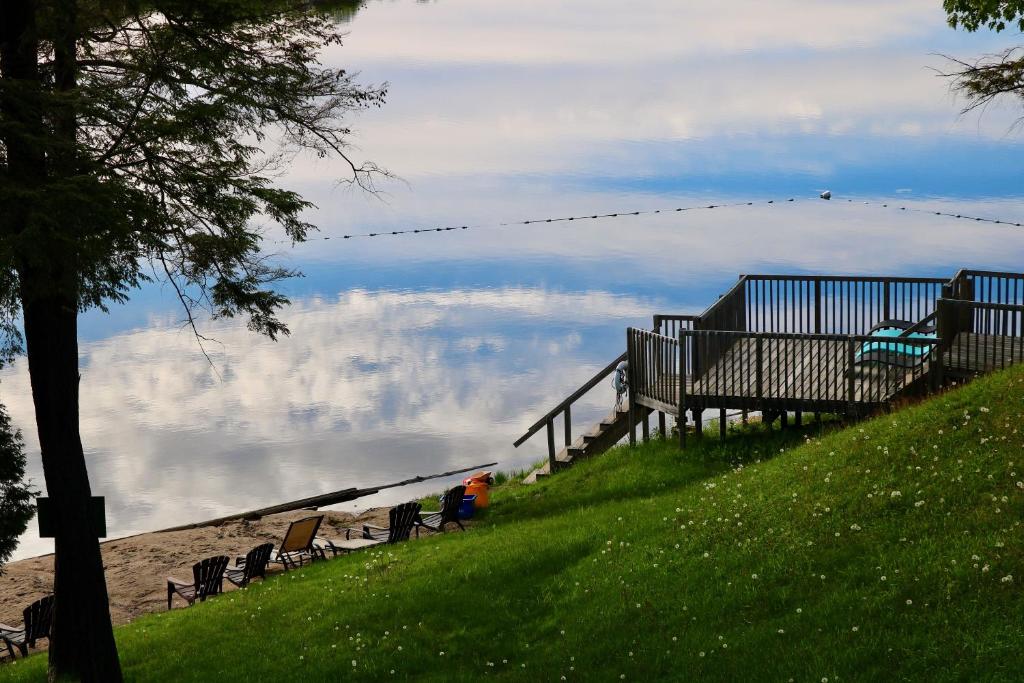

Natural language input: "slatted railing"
[627,328,681,415]
[937,299,1024,375]
[680,330,938,415]
[741,275,946,335]
[948,270,1024,306]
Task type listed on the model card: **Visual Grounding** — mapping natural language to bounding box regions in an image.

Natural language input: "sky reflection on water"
[6,0,1024,559]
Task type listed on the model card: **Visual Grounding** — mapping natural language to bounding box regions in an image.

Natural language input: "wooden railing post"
[883,281,891,321]
[847,336,856,411]
[678,331,687,448]
[563,406,571,451]
[546,419,556,471]
[627,329,636,446]
[814,280,822,334]
[755,334,763,402]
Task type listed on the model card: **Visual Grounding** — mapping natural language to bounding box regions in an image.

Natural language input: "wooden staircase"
[523,405,653,483]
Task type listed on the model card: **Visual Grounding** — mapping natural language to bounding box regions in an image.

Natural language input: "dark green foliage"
[942,2,1024,122]
[0,404,34,575]
[0,0,385,342]
[944,0,1024,31]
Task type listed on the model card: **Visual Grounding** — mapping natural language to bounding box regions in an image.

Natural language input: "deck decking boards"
[635,337,918,416]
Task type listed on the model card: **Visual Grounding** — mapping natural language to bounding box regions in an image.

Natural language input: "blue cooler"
[458,494,477,520]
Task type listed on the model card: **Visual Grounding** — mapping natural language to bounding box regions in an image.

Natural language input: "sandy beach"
[0,507,404,633]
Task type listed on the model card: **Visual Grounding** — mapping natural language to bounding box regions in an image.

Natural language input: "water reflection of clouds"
[5,287,658,560]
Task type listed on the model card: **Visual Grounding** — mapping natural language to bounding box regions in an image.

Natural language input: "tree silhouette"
[0,1,383,679]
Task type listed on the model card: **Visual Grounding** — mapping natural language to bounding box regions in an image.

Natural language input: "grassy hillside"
[5,366,1024,681]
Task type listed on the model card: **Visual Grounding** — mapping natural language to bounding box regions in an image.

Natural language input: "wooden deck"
[519,270,1024,464]
[634,337,920,416]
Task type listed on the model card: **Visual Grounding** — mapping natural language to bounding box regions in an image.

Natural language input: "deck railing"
[680,330,939,414]
[652,314,699,338]
[627,328,681,415]
[947,270,1024,306]
[937,298,1024,375]
[695,274,947,335]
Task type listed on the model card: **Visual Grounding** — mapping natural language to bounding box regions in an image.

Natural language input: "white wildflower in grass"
[851,626,859,632]
[906,599,913,606]
[1001,575,1014,583]
[890,490,902,498]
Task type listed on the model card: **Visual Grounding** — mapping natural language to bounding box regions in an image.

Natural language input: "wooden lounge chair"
[319,501,422,555]
[166,555,229,609]
[269,515,327,570]
[0,595,53,660]
[225,542,274,588]
[415,485,467,537]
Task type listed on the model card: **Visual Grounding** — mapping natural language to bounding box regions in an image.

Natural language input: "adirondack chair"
[166,555,230,609]
[225,542,274,588]
[0,595,53,660]
[269,515,327,570]
[415,485,467,537]
[319,501,423,555]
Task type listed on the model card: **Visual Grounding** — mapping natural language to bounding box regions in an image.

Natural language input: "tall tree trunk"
[2,0,123,680]
[20,287,123,683]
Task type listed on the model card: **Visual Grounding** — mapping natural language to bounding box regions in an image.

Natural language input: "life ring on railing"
[612,360,628,409]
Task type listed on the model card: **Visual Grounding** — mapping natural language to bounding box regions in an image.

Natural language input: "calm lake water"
[7,0,1024,560]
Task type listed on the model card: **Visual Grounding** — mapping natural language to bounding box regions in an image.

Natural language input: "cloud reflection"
[5,287,658,560]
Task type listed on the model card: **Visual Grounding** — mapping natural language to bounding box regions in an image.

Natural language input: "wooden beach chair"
[225,542,274,588]
[319,502,422,555]
[0,595,53,660]
[270,515,327,570]
[415,485,467,537]
[166,555,229,609]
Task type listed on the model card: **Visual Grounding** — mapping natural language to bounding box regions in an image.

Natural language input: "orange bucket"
[464,481,490,508]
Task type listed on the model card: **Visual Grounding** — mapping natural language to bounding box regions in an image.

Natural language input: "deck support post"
[678,414,687,448]
[795,411,802,428]
[658,412,666,439]
[692,409,703,438]
[742,410,748,425]
[641,413,650,442]
[719,408,727,440]
[780,412,788,430]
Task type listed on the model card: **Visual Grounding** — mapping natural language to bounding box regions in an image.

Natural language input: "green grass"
[6,366,1024,681]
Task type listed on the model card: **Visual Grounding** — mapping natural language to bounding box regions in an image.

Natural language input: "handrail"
[681,329,941,345]
[513,351,626,448]
[696,276,747,322]
[652,313,700,330]
[897,311,937,338]
[742,274,947,284]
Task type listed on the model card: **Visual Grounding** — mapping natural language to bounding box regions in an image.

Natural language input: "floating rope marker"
[278,193,1022,244]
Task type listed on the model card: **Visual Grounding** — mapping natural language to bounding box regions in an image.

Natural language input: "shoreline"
[0,506,401,632]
